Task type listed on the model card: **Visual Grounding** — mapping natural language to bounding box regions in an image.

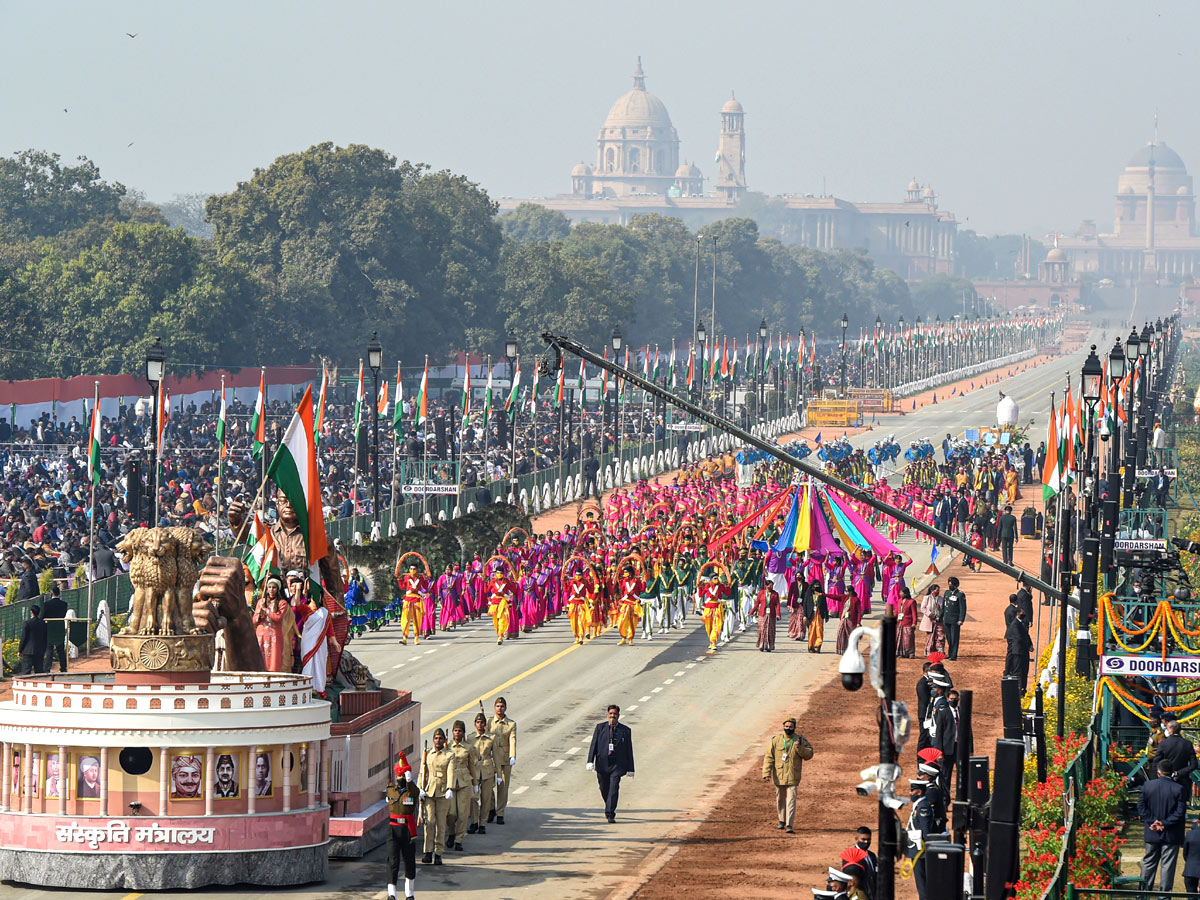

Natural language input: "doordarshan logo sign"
[1102,655,1200,678]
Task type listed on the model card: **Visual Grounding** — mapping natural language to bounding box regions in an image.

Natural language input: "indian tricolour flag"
[505,357,521,418]
[482,365,493,429]
[245,510,278,583]
[250,369,266,459]
[392,363,404,438]
[314,365,328,448]
[87,398,102,486]
[416,358,429,425]
[462,360,472,419]
[352,360,365,442]
[1042,395,1061,502]
[266,385,328,571]
[216,387,227,459]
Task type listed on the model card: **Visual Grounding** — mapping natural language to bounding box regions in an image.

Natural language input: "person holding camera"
[762,717,814,834]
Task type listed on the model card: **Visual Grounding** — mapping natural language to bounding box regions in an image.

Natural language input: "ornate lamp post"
[144,338,166,524]
[839,312,849,398]
[367,332,383,531]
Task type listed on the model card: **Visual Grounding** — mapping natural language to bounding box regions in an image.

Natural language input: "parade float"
[0,524,419,889]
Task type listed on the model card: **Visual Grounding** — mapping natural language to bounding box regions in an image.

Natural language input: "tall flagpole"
[390,361,400,524]
[86,380,98,658]
[423,354,431,523]
[484,355,491,485]
[154,378,163,525]
[215,374,225,556]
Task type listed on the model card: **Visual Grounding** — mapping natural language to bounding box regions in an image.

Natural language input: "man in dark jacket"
[91,540,117,580]
[41,587,69,674]
[1183,816,1200,896]
[1140,759,1187,892]
[941,577,967,661]
[583,454,600,500]
[18,605,46,674]
[997,505,1018,566]
[16,558,40,602]
[1004,605,1032,692]
[1156,719,1199,786]
[585,704,634,823]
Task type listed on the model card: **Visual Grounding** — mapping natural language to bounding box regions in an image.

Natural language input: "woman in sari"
[254,577,286,672]
[1003,464,1020,504]
[755,586,780,652]
[896,586,918,658]
[919,584,945,656]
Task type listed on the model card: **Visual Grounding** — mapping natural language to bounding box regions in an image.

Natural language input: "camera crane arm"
[540,331,1068,607]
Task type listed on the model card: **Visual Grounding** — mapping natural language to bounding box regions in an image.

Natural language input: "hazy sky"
[4,1,1197,237]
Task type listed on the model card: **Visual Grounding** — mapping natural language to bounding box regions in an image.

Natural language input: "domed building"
[1059,137,1200,281]
[572,58,685,198]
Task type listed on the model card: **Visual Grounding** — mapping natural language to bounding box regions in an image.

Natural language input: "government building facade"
[498,59,958,280]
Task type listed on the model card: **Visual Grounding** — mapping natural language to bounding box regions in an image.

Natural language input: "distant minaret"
[716,92,747,201]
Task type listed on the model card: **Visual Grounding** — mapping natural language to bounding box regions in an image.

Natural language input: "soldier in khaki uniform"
[761,716,814,833]
[469,711,500,834]
[444,720,480,851]
[419,728,458,865]
[488,696,517,824]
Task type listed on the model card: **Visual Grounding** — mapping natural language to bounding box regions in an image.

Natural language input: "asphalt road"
[3,330,1110,900]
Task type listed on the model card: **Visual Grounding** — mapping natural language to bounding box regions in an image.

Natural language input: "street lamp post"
[1122,328,1141,509]
[840,312,849,399]
[1135,322,1153,469]
[1081,345,1103,531]
[612,326,623,471]
[506,336,518,501]
[874,315,882,390]
[1100,339,1126,589]
[144,338,166,525]
[367,332,383,533]
[799,326,806,422]
[758,318,768,421]
[696,320,707,414]
[897,315,905,385]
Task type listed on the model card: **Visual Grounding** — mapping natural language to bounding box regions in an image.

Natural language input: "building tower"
[715,93,747,201]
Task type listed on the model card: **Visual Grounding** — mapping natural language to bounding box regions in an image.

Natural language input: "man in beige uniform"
[469,711,500,834]
[488,696,517,824]
[444,720,480,852]
[419,728,457,865]
[762,716,814,834]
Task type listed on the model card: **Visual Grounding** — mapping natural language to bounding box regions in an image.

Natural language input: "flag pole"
[259,366,267,528]
[484,355,491,488]
[215,374,225,556]
[86,380,98,658]
[422,354,430,523]
[154,378,163,526]
[352,358,362,540]
[390,361,400,528]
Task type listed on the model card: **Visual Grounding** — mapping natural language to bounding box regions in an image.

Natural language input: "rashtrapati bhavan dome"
[500,58,957,279]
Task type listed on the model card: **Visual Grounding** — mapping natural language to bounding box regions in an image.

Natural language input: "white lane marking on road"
[425,648,438,654]
[686,663,697,669]
[651,687,664,693]
[549,759,564,768]
[626,704,639,711]
[674,670,686,676]
[512,785,529,795]
[391,663,405,670]
[532,772,547,781]
[695,655,707,661]
[638,695,651,702]
[566,747,581,755]
[663,678,675,684]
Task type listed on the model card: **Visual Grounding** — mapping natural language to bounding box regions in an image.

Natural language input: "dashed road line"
[663,678,674,684]
[674,670,686,676]
[532,772,547,781]
[626,704,639,711]
[391,663,405,670]
[638,695,651,702]
[566,747,581,755]
[651,687,663,693]
[549,759,564,768]
[686,662,697,669]
[512,785,529,795]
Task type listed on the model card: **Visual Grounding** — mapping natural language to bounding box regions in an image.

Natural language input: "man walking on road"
[1004,604,1032,692]
[488,697,517,825]
[762,716,814,833]
[997,505,1018,566]
[586,704,634,823]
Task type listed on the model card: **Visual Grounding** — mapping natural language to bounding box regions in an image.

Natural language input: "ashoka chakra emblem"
[138,639,170,670]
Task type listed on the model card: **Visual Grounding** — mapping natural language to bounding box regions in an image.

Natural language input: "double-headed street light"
[505,335,518,499]
[758,318,768,418]
[367,332,383,532]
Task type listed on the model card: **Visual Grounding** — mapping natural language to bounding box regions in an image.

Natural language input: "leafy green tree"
[157,192,215,239]
[497,242,633,358]
[25,223,257,377]
[0,150,127,240]
[499,203,572,244]
[206,142,503,364]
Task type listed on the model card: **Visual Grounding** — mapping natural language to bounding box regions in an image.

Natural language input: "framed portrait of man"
[253,750,272,798]
[44,752,63,799]
[76,754,101,800]
[213,753,239,800]
[169,755,203,800]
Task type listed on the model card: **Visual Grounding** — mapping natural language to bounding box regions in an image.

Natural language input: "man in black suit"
[1182,816,1200,897]
[1157,719,1198,786]
[997,505,1018,566]
[41,587,69,674]
[1140,759,1187,893]
[586,704,634,823]
[18,605,46,674]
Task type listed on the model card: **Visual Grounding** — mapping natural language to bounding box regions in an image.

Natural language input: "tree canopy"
[0,144,988,380]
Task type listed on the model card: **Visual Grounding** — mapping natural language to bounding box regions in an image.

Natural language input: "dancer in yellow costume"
[699,573,728,651]
[487,570,514,645]
[564,568,593,645]
[397,563,428,646]
[615,564,644,646]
